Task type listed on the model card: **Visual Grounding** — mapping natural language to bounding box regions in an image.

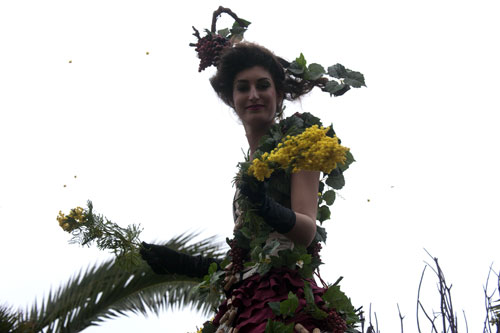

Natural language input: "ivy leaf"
[344,70,366,88]
[304,63,326,81]
[296,53,307,68]
[316,205,331,223]
[288,61,304,75]
[208,262,218,275]
[326,169,345,190]
[262,239,280,257]
[299,264,314,279]
[240,226,252,239]
[230,19,251,41]
[268,301,281,316]
[234,18,251,28]
[318,181,325,194]
[333,83,351,96]
[322,190,336,205]
[283,292,299,317]
[314,225,327,243]
[322,285,355,315]
[326,168,345,189]
[311,306,329,320]
[265,319,294,333]
[323,80,351,96]
[257,262,272,275]
[217,28,230,38]
[328,63,347,78]
[299,253,312,265]
[339,151,355,172]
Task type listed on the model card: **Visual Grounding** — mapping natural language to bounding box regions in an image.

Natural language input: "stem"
[210,6,246,33]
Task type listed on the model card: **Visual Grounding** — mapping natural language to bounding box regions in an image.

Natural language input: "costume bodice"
[232,172,295,280]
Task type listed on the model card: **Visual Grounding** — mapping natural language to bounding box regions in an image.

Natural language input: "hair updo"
[210,42,316,118]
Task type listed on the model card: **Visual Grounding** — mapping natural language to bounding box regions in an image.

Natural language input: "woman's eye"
[236,85,249,92]
[257,81,271,90]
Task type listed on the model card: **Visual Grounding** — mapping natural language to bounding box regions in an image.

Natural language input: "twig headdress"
[190,6,365,98]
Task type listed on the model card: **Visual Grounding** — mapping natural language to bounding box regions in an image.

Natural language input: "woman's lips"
[246,104,265,111]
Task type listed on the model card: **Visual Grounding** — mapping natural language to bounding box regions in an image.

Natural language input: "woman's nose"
[249,86,259,101]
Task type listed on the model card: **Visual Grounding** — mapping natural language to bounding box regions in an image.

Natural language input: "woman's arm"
[285,170,319,247]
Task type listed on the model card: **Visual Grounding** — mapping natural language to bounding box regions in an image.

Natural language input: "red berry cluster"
[194,34,230,72]
[324,309,347,333]
[229,239,246,273]
[308,242,322,259]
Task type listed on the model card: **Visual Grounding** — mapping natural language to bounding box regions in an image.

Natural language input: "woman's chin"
[242,115,275,129]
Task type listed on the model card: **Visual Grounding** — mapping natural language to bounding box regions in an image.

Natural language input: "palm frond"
[0,304,18,332]
[17,233,225,332]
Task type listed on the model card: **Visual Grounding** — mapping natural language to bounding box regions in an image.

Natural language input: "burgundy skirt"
[212,267,329,332]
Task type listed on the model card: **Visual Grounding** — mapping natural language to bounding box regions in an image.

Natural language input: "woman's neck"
[245,124,272,157]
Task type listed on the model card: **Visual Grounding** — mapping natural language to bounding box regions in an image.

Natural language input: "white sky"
[1,0,499,332]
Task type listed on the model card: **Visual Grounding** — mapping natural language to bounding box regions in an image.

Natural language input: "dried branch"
[210,6,246,33]
[397,303,405,333]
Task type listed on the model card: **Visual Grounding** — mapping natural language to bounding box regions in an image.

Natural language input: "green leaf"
[305,63,326,81]
[288,61,304,75]
[326,168,345,190]
[268,302,281,315]
[324,81,350,96]
[328,63,347,78]
[303,281,315,306]
[257,262,272,276]
[296,53,307,68]
[318,181,325,194]
[311,306,329,320]
[344,70,366,88]
[322,285,356,315]
[265,319,294,333]
[271,292,299,318]
[314,226,327,243]
[322,190,336,205]
[299,264,314,279]
[250,245,263,261]
[217,28,230,38]
[333,83,351,96]
[316,205,331,223]
[339,150,355,172]
[208,262,217,275]
[303,281,329,319]
[298,253,312,265]
[233,18,251,28]
[240,226,252,239]
[262,239,280,257]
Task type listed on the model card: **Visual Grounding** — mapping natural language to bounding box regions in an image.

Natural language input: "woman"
[141,43,356,333]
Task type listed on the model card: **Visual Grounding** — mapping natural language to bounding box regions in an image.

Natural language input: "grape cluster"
[229,239,246,273]
[308,242,322,259]
[324,309,347,333]
[194,34,230,72]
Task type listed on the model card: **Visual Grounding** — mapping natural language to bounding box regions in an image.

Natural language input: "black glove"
[140,242,220,278]
[239,180,296,234]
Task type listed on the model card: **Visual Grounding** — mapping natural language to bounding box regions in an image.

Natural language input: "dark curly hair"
[210,42,318,118]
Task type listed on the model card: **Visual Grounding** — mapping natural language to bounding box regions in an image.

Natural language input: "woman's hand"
[239,180,297,234]
[239,170,320,247]
[140,242,219,278]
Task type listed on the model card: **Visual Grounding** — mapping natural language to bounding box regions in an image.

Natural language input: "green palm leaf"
[13,232,225,332]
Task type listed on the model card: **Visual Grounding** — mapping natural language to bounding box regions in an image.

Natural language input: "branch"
[210,6,246,33]
[397,303,405,333]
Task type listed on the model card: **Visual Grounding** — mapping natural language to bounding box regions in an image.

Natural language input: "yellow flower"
[57,206,88,232]
[248,125,349,181]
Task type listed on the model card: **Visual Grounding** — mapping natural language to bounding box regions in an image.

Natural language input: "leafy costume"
[198,112,361,333]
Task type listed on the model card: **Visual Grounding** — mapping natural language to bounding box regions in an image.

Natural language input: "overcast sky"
[1,0,499,332]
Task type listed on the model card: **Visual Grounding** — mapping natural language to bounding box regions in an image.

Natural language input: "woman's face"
[232,66,281,130]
